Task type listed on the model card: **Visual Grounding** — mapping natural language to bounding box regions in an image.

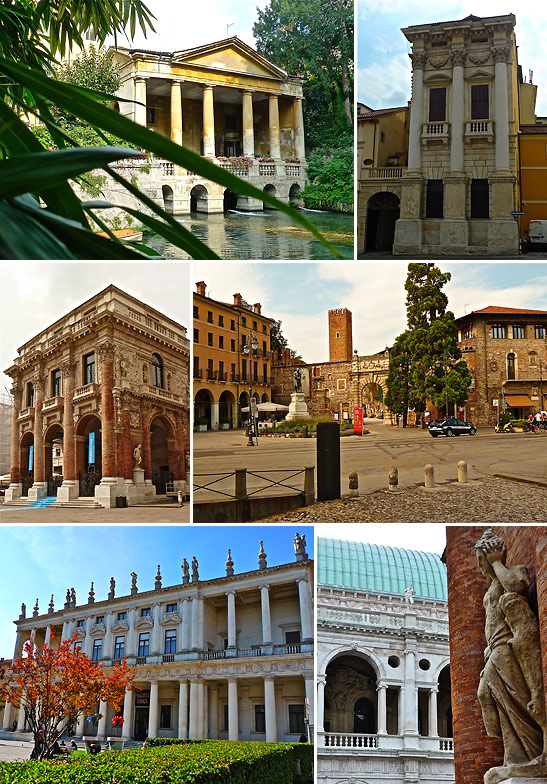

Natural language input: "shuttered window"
[471,85,489,119]
[426,180,444,218]
[429,88,446,122]
[470,179,489,218]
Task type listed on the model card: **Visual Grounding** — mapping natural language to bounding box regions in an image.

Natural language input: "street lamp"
[243,331,259,446]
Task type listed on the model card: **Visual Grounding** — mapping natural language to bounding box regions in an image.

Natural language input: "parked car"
[429,417,476,437]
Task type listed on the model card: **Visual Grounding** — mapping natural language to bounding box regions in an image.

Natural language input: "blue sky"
[357,0,547,116]
[196,261,547,362]
[0,525,313,659]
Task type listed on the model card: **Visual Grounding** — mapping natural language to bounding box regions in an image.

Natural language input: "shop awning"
[504,394,534,407]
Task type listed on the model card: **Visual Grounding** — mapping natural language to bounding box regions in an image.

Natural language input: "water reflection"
[144,209,354,260]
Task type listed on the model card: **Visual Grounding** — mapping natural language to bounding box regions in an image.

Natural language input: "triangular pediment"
[172,37,286,80]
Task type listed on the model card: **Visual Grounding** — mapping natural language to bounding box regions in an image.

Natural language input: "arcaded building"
[317,538,454,784]
[3,538,314,744]
[4,285,189,508]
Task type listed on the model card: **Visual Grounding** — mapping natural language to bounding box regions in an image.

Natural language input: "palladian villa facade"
[111,37,307,213]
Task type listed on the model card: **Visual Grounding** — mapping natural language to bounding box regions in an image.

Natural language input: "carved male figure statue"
[293,368,302,393]
[181,558,190,582]
[475,528,547,784]
[133,444,142,468]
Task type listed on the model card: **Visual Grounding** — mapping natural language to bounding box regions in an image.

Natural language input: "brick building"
[455,305,547,425]
[444,526,547,784]
[4,285,189,508]
[193,281,274,430]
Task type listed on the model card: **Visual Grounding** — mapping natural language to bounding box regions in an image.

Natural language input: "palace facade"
[4,285,189,508]
[3,537,314,743]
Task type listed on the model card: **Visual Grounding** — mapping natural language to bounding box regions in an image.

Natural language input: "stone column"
[293,97,305,160]
[178,680,188,739]
[16,700,26,731]
[494,46,511,173]
[181,598,190,651]
[377,684,387,734]
[134,76,147,126]
[2,701,13,731]
[6,383,22,500]
[191,597,204,650]
[202,85,216,157]
[196,680,205,739]
[44,625,52,648]
[170,80,183,145]
[103,613,113,660]
[260,584,272,645]
[175,414,186,481]
[122,408,133,482]
[407,53,426,171]
[76,713,85,736]
[297,578,313,643]
[210,401,219,431]
[242,90,255,157]
[228,679,238,741]
[268,94,281,159]
[99,344,116,479]
[189,680,199,738]
[126,608,137,658]
[83,617,93,658]
[304,676,314,734]
[227,591,236,649]
[148,681,159,739]
[429,687,438,737]
[209,685,219,739]
[29,373,46,500]
[58,360,77,500]
[122,688,134,740]
[97,700,108,738]
[141,409,152,483]
[151,603,162,655]
[202,682,209,739]
[403,648,418,735]
[450,51,465,173]
[317,675,326,733]
[264,676,276,741]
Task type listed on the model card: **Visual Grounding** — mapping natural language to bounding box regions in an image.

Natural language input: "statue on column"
[108,577,116,601]
[475,528,547,784]
[258,540,267,570]
[20,603,26,620]
[191,557,199,582]
[70,588,76,608]
[294,533,308,561]
[65,589,71,609]
[182,558,190,584]
[130,572,138,595]
[293,368,302,393]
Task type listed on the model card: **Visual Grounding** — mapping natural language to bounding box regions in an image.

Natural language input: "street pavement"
[0,738,33,762]
[0,503,190,524]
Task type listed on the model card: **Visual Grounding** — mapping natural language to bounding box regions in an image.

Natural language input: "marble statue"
[133,444,142,468]
[20,603,26,619]
[70,588,76,607]
[131,572,138,595]
[475,528,547,784]
[293,368,302,393]
[404,584,416,605]
[191,556,199,581]
[182,558,190,582]
[108,577,116,600]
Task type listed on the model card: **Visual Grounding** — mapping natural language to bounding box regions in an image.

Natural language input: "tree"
[385,331,413,427]
[270,320,289,355]
[0,633,134,760]
[54,47,122,96]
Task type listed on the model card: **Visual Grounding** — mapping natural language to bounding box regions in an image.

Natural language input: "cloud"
[358,55,411,108]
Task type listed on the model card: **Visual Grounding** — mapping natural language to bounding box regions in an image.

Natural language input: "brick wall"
[328,308,353,363]
[272,356,352,418]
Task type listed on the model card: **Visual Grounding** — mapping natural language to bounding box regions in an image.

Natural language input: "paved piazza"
[0,504,190,524]
[0,738,33,763]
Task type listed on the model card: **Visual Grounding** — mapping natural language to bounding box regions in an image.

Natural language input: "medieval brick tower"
[328,308,353,363]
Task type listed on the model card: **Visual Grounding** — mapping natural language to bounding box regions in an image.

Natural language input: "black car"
[429,417,476,437]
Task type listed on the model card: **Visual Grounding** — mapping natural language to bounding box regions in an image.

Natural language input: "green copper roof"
[317,538,447,601]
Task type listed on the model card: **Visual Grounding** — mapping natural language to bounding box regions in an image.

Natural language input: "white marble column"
[76,713,85,736]
[242,90,255,157]
[202,683,209,739]
[148,681,159,738]
[196,680,205,739]
[189,680,199,738]
[408,54,425,171]
[264,677,276,741]
[126,608,137,658]
[16,700,26,731]
[297,578,313,642]
[450,51,465,172]
[2,702,13,731]
[429,688,439,737]
[228,679,238,741]
[304,675,314,734]
[151,604,162,655]
[317,675,326,733]
[377,684,387,734]
[103,613,113,659]
[494,46,511,172]
[260,584,272,645]
[170,80,183,145]
[403,649,418,734]
[203,85,216,157]
[44,625,52,648]
[61,621,70,642]
[134,77,147,126]
[191,597,204,650]
[209,685,219,739]
[122,688,134,740]
[268,94,281,159]
[210,401,219,431]
[293,97,305,160]
[97,700,108,738]
[227,591,236,648]
[178,680,188,739]
[83,618,93,658]
[181,598,190,651]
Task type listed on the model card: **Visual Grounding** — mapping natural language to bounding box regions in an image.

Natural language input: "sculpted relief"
[475,529,547,784]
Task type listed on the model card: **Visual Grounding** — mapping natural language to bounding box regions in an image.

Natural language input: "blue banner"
[28,445,33,471]
[88,432,95,465]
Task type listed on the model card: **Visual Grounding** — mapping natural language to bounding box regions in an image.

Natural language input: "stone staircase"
[5,498,102,509]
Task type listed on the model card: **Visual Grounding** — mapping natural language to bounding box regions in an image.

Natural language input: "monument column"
[178,680,188,739]
[29,372,46,500]
[293,98,305,160]
[377,683,388,734]
[202,85,216,157]
[134,77,147,126]
[6,382,22,500]
[260,584,272,645]
[58,360,78,501]
[122,688,134,740]
[227,591,236,649]
[264,677,277,741]
[170,80,183,145]
[268,94,281,159]
[242,90,255,157]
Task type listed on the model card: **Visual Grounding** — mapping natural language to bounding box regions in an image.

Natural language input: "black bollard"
[316,422,341,501]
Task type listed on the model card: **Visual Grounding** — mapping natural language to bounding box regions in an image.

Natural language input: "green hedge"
[0,740,312,784]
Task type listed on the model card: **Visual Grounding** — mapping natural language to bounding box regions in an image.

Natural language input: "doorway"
[366,192,400,252]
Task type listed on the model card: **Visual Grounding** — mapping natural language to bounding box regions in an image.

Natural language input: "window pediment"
[134,616,154,630]
[111,620,129,633]
[466,69,492,81]
[423,73,452,84]
[160,612,182,626]
[90,623,106,637]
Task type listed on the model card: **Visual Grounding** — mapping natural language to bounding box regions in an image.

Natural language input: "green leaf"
[0,200,73,259]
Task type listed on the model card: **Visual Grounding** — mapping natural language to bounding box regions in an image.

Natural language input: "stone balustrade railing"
[422,122,450,138]
[318,606,449,635]
[363,167,406,179]
[439,738,454,751]
[324,732,378,748]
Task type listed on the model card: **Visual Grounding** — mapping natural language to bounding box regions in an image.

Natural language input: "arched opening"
[324,654,379,738]
[195,389,213,430]
[75,414,102,497]
[437,665,453,738]
[162,185,174,214]
[152,352,164,389]
[507,352,516,380]
[190,184,209,214]
[360,382,384,417]
[353,697,376,734]
[366,192,400,252]
[150,417,173,494]
[263,183,276,210]
[261,392,269,403]
[219,390,235,429]
[20,430,34,497]
[238,391,249,427]
[289,183,302,206]
[44,423,64,497]
[223,189,237,212]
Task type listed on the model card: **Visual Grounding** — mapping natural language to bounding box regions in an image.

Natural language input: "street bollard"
[178,490,183,507]
[304,466,315,506]
[388,467,398,491]
[458,460,468,484]
[235,468,247,499]
[424,464,435,488]
[348,471,359,497]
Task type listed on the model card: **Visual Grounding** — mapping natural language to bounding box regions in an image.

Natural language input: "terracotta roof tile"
[458,305,547,317]
[358,106,408,119]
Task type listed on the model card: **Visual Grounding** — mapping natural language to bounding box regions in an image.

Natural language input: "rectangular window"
[51,369,61,397]
[160,705,171,729]
[77,619,85,627]
[96,615,104,624]
[92,639,102,662]
[193,305,199,319]
[219,360,224,378]
[218,314,224,327]
[241,358,247,381]
[166,603,177,613]
[141,607,151,617]
[207,311,213,323]
[253,320,258,330]
[512,324,526,339]
[263,362,267,382]
[117,612,127,621]
[262,341,267,355]
[241,316,247,326]
[337,378,346,391]
[193,328,199,343]
[255,704,266,732]
[426,179,444,218]
[263,324,267,333]
[231,363,236,380]
[253,361,258,382]
[27,382,34,408]
[471,84,489,119]
[146,107,156,124]
[208,359,214,379]
[219,335,224,349]
[138,633,150,657]
[230,319,236,331]
[289,704,305,734]
[208,333,213,347]
[285,630,301,644]
[193,356,200,377]
[535,325,546,339]
[428,87,446,122]
[84,353,95,385]
[463,328,472,340]
[231,339,236,352]
[165,629,177,654]
[114,636,125,659]
[470,179,489,218]
[491,325,507,339]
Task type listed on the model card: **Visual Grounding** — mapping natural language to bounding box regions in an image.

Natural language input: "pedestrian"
[528,413,536,432]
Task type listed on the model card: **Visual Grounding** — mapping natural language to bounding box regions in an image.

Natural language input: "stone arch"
[325,653,379,735]
[261,392,269,403]
[263,183,276,210]
[223,189,237,212]
[44,422,64,493]
[219,390,236,428]
[366,191,400,252]
[238,390,249,427]
[190,184,209,213]
[74,413,102,495]
[437,664,453,738]
[195,388,213,429]
[19,429,35,497]
[318,645,384,680]
[289,183,302,206]
[162,185,174,214]
[149,413,179,492]
[359,381,384,416]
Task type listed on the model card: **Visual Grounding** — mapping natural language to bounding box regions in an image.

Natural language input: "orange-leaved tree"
[0,632,134,760]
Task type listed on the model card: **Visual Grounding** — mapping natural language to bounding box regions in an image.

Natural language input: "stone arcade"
[4,285,189,508]
[2,539,314,744]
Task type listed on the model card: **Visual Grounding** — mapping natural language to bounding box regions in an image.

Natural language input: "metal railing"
[194,466,314,501]
[324,733,378,748]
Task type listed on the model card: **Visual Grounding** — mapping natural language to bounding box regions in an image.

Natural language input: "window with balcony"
[51,369,61,397]
[491,324,507,339]
[194,328,199,343]
[219,360,224,379]
[289,704,305,734]
[426,179,444,218]
[263,362,267,382]
[152,353,164,388]
[512,324,526,339]
[27,382,34,407]
[207,359,214,379]
[285,630,301,644]
[535,325,545,339]
[219,335,224,349]
[262,341,267,355]
[470,179,489,219]
[428,87,446,122]
[117,611,127,621]
[84,353,95,385]
[507,352,516,379]
[253,361,258,382]
[141,607,151,617]
[165,629,177,654]
[255,704,266,732]
[138,633,150,657]
[207,311,213,324]
[208,333,213,347]
[166,603,177,613]
[193,305,199,319]
[92,639,102,662]
[77,619,84,627]
[114,636,125,658]
[241,359,247,381]
[471,84,489,119]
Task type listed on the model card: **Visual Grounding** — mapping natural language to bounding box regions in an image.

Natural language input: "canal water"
[143,208,354,260]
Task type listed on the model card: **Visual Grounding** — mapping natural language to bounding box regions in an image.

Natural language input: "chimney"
[233,293,242,306]
[253,303,262,315]
[195,281,206,296]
